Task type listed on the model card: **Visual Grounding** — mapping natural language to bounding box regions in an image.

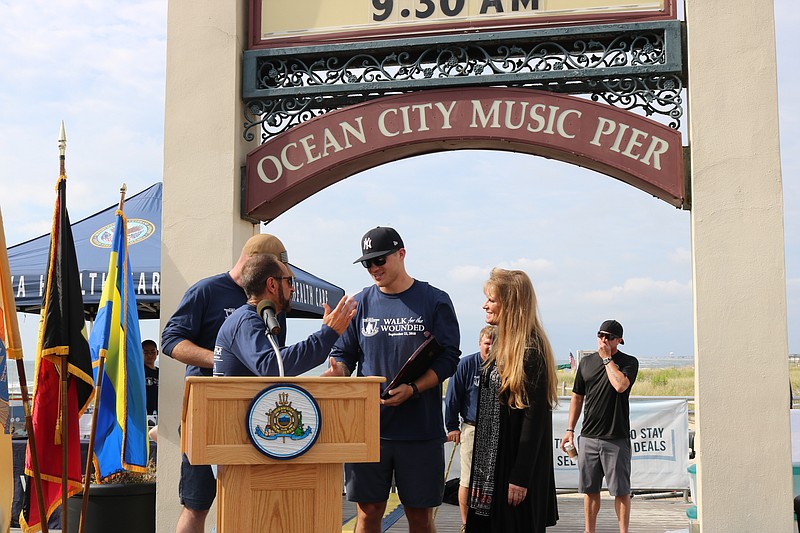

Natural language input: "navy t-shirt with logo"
[161,272,288,378]
[330,280,461,440]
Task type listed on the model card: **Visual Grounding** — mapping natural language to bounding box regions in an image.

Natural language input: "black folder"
[381,332,444,399]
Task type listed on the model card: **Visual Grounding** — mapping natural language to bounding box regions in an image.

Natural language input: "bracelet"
[566,429,574,432]
[408,382,420,399]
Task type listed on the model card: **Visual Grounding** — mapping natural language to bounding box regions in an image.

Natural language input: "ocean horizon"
[6,353,697,391]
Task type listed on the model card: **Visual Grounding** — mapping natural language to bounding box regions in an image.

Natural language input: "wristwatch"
[602,357,613,366]
[408,382,420,399]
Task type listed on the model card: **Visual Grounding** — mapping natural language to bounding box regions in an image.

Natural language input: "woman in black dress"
[466,268,559,533]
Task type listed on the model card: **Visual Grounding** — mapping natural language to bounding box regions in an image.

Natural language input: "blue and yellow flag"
[88,209,149,480]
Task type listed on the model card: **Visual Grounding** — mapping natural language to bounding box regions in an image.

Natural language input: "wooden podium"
[182,376,384,533]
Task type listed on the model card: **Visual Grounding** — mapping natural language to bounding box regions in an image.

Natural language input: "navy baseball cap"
[354,227,404,264]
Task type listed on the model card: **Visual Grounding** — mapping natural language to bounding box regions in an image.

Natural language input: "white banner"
[553,397,690,490]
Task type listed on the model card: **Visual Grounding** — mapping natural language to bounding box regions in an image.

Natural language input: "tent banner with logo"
[7,183,344,319]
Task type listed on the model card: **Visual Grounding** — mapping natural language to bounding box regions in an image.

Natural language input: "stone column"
[685,0,791,531]
[158,0,255,530]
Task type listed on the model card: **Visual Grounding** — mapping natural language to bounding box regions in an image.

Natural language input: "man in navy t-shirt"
[141,339,159,416]
[161,234,292,533]
[212,253,355,377]
[324,226,461,533]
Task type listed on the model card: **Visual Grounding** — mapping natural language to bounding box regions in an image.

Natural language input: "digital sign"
[250,0,676,48]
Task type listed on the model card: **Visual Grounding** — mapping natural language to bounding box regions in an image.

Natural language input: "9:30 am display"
[371,0,540,22]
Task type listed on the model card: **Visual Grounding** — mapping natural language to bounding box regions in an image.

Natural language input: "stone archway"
[159,2,790,531]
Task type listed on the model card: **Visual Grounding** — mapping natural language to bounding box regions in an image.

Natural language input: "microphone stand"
[267,333,285,377]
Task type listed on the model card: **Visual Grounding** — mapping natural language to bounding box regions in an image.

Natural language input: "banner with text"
[553,397,689,490]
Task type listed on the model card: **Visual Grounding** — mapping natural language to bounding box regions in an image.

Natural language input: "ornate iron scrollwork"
[244,98,330,142]
[589,75,684,130]
[242,21,686,140]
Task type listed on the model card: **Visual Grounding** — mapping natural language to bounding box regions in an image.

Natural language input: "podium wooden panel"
[182,376,384,533]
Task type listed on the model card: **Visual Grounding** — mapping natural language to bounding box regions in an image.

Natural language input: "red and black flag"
[20,174,95,532]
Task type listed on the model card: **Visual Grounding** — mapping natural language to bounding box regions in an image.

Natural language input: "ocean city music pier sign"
[243,88,684,221]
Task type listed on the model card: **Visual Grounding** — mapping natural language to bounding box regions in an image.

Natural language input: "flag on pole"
[0,341,8,433]
[88,208,149,480]
[0,205,24,432]
[0,341,10,533]
[19,175,95,532]
[1,206,24,533]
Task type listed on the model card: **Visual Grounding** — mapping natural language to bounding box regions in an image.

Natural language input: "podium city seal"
[246,384,321,460]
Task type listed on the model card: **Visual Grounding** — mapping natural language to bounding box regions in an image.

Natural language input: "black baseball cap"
[354,227,404,264]
[598,319,624,344]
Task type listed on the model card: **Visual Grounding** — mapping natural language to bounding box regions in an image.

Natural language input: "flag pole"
[78,183,126,533]
[0,208,49,533]
[58,121,72,533]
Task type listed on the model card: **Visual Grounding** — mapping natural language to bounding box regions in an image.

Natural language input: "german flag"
[19,174,95,532]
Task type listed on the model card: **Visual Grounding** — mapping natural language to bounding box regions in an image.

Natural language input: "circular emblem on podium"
[246,384,321,460]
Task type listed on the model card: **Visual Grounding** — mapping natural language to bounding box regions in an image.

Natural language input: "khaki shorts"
[459,422,475,488]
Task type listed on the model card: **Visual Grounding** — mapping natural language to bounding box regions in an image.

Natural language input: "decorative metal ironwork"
[254,34,667,92]
[244,97,330,142]
[589,75,684,129]
[242,21,686,140]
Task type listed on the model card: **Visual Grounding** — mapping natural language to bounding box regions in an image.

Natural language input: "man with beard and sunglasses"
[560,319,639,533]
[213,253,356,377]
[322,226,461,533]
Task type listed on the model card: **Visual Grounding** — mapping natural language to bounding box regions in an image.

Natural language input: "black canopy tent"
[7,183,344,319]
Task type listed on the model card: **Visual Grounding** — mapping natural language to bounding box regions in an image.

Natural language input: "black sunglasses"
[361,255,389,269]
[597,332,619,341]
[272,275,294,287]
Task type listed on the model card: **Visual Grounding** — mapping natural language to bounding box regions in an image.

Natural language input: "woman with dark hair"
[467,268,559,532]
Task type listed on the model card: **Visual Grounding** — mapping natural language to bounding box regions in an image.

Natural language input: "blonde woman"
[467,268,559,532]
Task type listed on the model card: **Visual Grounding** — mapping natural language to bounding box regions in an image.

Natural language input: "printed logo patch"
[90,218,156,248]
[246,384,321,460]
[361,318,379,337]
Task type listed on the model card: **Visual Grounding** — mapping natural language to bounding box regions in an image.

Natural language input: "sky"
[0,0,797,372]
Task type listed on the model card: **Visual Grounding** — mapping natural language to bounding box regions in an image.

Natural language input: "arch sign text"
[244,88,685,221]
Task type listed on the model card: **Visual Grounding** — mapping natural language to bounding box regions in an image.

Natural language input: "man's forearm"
[567,393,584,430]
[169,339,214,368]
[605,363,631,392]
[414,368,440,393]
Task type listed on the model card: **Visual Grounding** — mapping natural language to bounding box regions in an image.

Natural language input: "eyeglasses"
[273,276,294,287]
[361,254,389,269]
[597,332,619,341]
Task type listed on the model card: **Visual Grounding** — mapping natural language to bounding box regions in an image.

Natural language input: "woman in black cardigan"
[467,268,559,533]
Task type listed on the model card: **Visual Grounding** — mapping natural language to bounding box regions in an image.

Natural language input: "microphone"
[256,299,282,336]
[257,299,285,377]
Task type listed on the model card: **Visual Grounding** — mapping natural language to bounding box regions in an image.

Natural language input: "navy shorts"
[179,453,216,511]
[345,438,444,508]
[577,436,632,496]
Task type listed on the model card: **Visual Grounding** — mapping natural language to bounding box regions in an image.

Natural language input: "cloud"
[669,248,692,265]
[584,277,691,303]
[448,265,491,284]
[447,258,555,284]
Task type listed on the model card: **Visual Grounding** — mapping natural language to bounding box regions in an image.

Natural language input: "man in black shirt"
[560,320,639,533]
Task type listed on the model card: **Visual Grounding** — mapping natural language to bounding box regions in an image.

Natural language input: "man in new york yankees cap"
[325,226,461,533]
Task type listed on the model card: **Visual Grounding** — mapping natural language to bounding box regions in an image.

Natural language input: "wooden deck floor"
[13,491,691,532]
[366,492,692,533]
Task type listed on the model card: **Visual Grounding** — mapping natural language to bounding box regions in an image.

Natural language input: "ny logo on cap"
[363,237,372,251]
